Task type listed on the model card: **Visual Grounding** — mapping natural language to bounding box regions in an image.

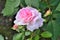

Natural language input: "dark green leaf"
[56,3,60,11]
[48,0,60,6]
[39,1,48,10]
[20,0,26,7]
[34,29,40,35]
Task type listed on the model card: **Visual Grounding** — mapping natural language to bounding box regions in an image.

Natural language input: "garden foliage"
[2,0,60,40]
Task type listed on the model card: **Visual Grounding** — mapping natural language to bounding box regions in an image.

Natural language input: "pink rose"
[14,7,44,31]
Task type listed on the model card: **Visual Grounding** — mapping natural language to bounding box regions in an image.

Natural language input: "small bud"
[44,9,52,17]
[12,24,18,30]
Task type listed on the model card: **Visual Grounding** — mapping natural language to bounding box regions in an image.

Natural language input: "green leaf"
[5,0,20,8]
[33,29,40,40]
[13,8,19,14]
[12,0,20,8]
[25,0,31,6]
[25,31,31,36]
[19,0,26,7]
[49,0,60,6]
[2,6,14,16]
[25,0,40,8]
[34,29,40,35]
[39,1,48,11]
[31,0,40,9]
[34,35,40,40]
[0,35,4,40]
[2,0,20,16]
[41,31,52,38]
[13,33,24,40]
[56,3,60,11]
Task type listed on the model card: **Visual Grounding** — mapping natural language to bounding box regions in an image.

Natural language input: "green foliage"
[25,0,31,6]
[48,0,60,7]
[2,0,20,16]
[44,11,60,40]
[41,31,52,38]
[34,29,41,35]
[25,0,40,9]
[25,31,31,36]
[56,3,60,11]
[2,0,60,16]
[2,6,14,16]
[0,35,4,40]
[34,35,40,40]
[33,29,40,40]
[5,0,20,8]
[13,33,24,40]
[1,0,60,40]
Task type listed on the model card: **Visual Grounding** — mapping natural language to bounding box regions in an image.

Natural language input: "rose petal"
[27,16,44,31]
[14,20,28,25]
